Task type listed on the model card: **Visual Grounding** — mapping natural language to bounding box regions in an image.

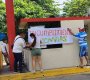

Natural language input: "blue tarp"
[0,33,6,41]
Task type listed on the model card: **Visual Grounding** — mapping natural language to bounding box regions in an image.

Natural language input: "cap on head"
[78,28,85,32]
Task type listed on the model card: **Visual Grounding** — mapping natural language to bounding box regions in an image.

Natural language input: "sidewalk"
[35,72,90,80]
[0,66,90,80]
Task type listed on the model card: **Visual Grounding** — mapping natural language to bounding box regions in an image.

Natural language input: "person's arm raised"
[67,28,75,35]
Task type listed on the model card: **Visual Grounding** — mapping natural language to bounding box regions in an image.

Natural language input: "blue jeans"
[13,53,23,72]
[79,46,88,57]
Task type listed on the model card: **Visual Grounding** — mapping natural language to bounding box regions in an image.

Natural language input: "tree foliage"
[14,0,60,19]
[63,0,90,16]
[0,0,6,32]
[0,0,60,32]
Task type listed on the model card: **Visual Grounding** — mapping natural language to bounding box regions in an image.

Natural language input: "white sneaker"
[32,70,36,73]
[40,69,44,72]
[79,65,84,68]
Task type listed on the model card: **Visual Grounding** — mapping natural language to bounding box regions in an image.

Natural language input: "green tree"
[14,0,60,19]
[63,0,90,16]
[0,0,60,32]
[0,0,6,32]
[30,0,60,16]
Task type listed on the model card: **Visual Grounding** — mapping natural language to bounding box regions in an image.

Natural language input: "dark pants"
[13,53,23,72]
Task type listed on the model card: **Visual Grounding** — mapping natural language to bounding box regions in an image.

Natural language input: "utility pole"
[5,0,16,71]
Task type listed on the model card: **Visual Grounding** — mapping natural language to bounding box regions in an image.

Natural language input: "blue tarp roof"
[0,33,6,41]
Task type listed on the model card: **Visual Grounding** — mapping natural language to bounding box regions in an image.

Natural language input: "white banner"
[28,27,73,45]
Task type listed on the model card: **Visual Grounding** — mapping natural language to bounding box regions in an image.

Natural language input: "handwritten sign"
[28,27,73,45]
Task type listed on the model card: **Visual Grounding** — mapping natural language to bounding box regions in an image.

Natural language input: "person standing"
[68,28,89,68]
[1,38,9,66]
[29,33,43,73]
[12,31,26,73]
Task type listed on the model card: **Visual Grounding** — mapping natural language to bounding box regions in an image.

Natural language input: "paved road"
[32,73,90,80]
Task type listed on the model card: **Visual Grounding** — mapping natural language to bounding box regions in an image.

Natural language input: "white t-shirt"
[29,37,41,48]
[13,35,26,53]
[1,42,7,53]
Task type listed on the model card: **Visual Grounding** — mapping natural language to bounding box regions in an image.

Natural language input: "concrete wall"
[24,20,85,71]
[87,22,90,58]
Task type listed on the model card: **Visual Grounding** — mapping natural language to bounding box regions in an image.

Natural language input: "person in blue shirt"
[68,28,89,68]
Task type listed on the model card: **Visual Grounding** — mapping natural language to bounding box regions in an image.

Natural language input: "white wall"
[24,20,85,71]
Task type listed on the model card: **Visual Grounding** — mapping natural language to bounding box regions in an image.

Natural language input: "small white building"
[18,17,90,71]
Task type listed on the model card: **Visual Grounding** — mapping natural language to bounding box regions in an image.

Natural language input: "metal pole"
[5,0,16,71]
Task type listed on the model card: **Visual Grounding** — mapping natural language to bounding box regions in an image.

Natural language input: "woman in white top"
[29,33,43,73]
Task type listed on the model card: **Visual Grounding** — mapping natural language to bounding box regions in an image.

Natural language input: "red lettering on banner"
[29,28,70,36]
[41,30,44,36]
[57,30,62,35]
[48,30,53,36]
[61,29,64,35]
[54,29,57,36]
[37,30,41,36]
[64,30,70,35]
[43,30,48,36]
[56,29,70,35]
